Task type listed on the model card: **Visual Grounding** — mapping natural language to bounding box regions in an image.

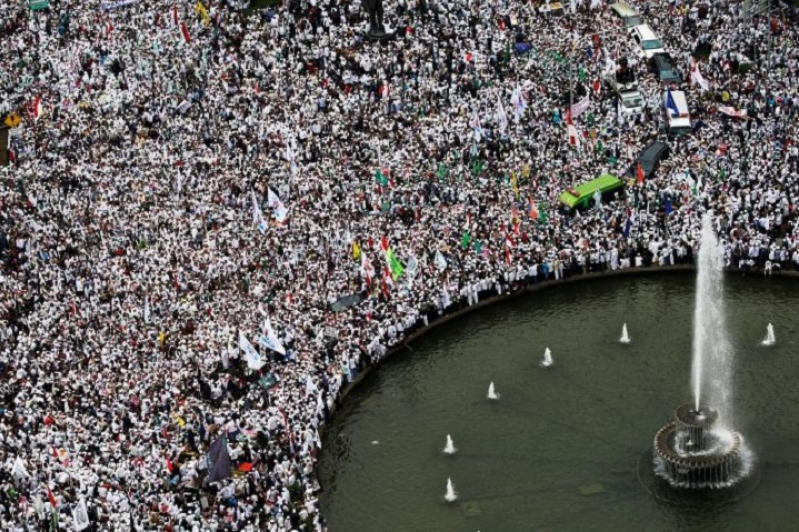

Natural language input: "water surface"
[319,273,799,532]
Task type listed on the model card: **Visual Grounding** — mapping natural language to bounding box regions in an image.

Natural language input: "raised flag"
[267,188,289,224]
[259,318,286,356]
[72,498,90,531]
[385,248,405,280]
[205,435,232,485]
[510,171,519,199]
[461,230,471,249]
[251,190,267,233]
[434,250,448,271]
[352,241,361,261]
[360,252,375,284]
[636,162,645,185]
[496,95,508,135]
[239,332,266,370]
[180,22,191,43]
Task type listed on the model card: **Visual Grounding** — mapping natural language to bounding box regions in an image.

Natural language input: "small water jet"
[541,347,553,367]
[442,435,457,455]
[761,323,775,346]
[645,214,755,499]
[444,478,458,502]
[620,323,631,344]
[487,382,499,400]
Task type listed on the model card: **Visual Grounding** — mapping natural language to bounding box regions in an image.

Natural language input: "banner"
[239,332,265,370]
[569,95,590,118]
[718,106,747,119]
[100,0,138,10]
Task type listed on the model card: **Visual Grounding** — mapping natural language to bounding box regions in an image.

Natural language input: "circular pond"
[318,272,799,532]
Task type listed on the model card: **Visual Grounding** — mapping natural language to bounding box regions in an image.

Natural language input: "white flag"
[511,87,527,122]
[251,190,267,233]
[259,317,286,356]
[11,457,29,479]
[143,298,151,324]
[496,95,508,136]
[268,188,289,224]
[435,250,448,271]
[690,63,710,92]
[72,498,90,531]
[239,332,266,370]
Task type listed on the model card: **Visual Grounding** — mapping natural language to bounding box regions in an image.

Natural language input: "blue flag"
[664,197,673,215]
[666,89,679,117]
[623,217,632,238]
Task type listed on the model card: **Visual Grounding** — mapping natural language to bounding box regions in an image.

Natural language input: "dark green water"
[318,273,799,532]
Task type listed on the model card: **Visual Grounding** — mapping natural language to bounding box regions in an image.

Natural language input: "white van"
[628,24,665,59]
[610,2,642,28]
[663,90,692,137]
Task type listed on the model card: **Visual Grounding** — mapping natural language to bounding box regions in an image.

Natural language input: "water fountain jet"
[620,323,631,344]
[644,214,755,498]
[541,348,553,367]
[761,323,775,346]
[487,382,499,400]
[443,435,457,455]
[444,478,458,502]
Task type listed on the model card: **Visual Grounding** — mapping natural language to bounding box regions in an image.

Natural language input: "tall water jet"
[541,347,553,367]
[487,382,499,400]
[444,478,458,502]
[761,323,775,346]
[645,213,755,496]
[620,323,631,344]
[442,435,457,455]
[691,214,733,415]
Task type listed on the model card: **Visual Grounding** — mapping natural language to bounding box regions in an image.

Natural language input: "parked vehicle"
[663,89,692,138]
[623,141,670,180]
[629,24,666,59]
[609,2,642,29]
[650,53,682,83]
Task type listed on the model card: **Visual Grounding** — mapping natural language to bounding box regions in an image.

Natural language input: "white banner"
[569,95,591,118]
[718,106,747,119]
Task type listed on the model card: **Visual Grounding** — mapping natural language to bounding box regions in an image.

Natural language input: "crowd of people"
[1,0,798,529]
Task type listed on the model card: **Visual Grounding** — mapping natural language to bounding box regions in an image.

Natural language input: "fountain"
[443,434,457,455]
[646,214,755,499]
[487,382,499,400]
[541,347,553,367]
[444,478,458,502]
[620,323,631,344]
[761,323,775,346]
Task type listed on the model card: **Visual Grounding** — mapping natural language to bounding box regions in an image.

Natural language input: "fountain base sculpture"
[653,404,746,489]
[639,402,758,506]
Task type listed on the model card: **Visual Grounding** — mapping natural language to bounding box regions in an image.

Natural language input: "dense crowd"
[1,0,798,530]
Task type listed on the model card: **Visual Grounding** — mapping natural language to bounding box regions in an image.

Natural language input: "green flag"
[471,159,484,176]
[437,163,447,180]
[578,67,587,82]
[538,204,548,225]
[374,169,388,187]
[461,230,471,249]
[473,240,482,254]
[386,248,405,280]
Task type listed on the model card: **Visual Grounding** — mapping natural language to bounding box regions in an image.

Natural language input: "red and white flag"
[180,22,191,43]
[27,97,42,121]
